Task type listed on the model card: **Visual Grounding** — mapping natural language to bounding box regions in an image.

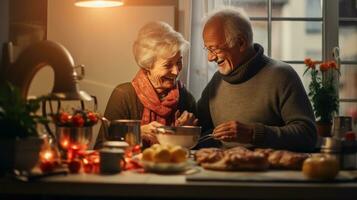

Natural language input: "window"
[338,0,357,125]
[189,0,357,128]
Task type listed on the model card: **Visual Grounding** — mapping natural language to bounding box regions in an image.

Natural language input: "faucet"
[2,40,91,101]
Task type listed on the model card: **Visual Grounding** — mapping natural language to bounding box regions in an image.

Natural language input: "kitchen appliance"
[3,40,96,156]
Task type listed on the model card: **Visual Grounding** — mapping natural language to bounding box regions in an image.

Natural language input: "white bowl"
[141,160,189,173]
[155,126,201,149]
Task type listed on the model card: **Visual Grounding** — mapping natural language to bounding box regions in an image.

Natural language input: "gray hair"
[133,21,189,70]
[204,7,253,48]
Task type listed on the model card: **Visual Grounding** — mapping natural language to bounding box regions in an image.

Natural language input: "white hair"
[204,7,253,48]
[132,21,189,70]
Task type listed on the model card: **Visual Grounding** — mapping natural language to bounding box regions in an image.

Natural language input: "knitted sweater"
[197,44,317,152]
[94,82,196,149]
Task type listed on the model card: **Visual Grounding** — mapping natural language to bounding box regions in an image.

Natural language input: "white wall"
[41,0,174,147]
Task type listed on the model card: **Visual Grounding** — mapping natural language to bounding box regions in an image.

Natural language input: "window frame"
[251,0,357,105]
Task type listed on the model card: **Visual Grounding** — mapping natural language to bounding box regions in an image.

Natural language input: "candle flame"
[61,140,69,148]
[42,151,54,161]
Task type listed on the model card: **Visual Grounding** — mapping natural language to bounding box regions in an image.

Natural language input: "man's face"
[203,20,240,75]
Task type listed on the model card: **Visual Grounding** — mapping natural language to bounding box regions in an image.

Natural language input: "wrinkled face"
[147,51,183,94]
[203,20,240,75]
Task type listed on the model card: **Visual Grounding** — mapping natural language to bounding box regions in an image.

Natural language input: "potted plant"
[303,58,339,137]
[0,81,48,174]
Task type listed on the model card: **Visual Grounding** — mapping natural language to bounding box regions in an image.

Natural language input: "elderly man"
[197,7,317,152]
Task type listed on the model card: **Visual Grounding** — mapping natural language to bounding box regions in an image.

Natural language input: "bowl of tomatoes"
[54,110,99,151]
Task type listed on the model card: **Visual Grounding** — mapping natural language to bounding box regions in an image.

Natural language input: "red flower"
[304,58,316,69]
[328,61,337,69]
[319,62,329,71]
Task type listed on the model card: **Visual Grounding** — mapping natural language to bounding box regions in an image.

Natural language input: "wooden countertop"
[1,168,357,199]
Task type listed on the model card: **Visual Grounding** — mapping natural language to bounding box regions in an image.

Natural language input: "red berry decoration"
[40,161,55,173]
[132,144,141,154]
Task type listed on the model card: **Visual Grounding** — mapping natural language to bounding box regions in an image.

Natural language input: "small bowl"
[155,126,201,149]
[141,160,189,173]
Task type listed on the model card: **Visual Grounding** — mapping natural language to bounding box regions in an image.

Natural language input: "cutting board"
[186,168,357,182]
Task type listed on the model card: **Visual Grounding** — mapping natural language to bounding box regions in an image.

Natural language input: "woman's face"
[147,51,183,94]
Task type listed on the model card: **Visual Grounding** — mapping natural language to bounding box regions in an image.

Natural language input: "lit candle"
[41,150,54,162]
[39,149,56,173]
[61,139,70,149]
[82,158,93,173]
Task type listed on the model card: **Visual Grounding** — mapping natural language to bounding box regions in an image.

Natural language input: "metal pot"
[55,126,92,151]
[101,118,141,147]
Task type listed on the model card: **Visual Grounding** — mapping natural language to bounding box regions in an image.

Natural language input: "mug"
[99,148,126,174]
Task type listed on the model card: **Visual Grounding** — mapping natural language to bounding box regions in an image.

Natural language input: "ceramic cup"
[99,148,125,174]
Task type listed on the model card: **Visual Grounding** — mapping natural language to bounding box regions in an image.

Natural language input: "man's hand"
[141,121,163,145]
[174,110,198,126]
[213,120,254,143]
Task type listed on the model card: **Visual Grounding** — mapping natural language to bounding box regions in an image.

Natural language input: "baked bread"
[196,147,309,171]
[196,147,269,171]
[195,148,225,165]
[201,150,269,171]
[266,150,309,170]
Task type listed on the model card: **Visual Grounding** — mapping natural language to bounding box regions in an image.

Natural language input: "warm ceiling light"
[75,0,124,8]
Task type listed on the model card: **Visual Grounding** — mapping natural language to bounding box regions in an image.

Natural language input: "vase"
[316,121,332,137]
[0,137,43,175]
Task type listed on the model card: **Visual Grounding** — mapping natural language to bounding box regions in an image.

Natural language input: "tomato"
[87,112,98,124]
[302,154,339,180]
[72,114,84,127]
[59,112,70,124]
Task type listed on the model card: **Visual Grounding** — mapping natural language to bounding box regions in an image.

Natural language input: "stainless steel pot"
[101,118,141,147]
[56,126,92,151]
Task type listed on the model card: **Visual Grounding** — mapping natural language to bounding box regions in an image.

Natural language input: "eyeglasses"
[203,45,229,56]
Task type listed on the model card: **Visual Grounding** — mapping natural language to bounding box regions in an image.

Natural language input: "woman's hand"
[174,110,198,126]
[213,120,254,143]
[141,121,163,145]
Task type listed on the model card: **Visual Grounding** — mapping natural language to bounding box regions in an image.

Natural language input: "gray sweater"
[197,44,317,152]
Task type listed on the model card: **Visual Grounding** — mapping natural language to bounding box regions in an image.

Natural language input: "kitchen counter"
[1,168,357,199]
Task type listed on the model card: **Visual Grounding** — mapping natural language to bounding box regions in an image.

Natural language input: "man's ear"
[237,36,248,52]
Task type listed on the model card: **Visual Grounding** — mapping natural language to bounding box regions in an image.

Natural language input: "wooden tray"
[186,168,357,183]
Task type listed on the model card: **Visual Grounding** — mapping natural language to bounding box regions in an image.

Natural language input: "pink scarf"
[131,69,180,126]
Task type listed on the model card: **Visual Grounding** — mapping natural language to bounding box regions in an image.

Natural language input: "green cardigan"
[94,82,196,149]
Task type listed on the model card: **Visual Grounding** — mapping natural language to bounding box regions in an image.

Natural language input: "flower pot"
[316,121,332,137]
[0,137,43,175]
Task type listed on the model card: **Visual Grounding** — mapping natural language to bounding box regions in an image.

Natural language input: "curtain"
[187,0,226,100]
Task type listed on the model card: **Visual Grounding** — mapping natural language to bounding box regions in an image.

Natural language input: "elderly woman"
[95,21,197,148]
